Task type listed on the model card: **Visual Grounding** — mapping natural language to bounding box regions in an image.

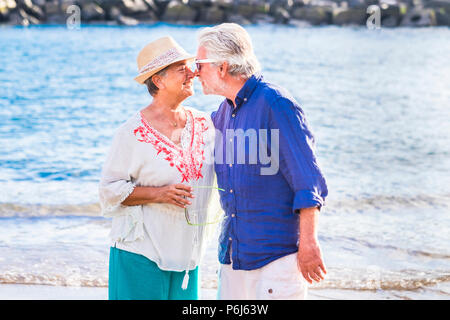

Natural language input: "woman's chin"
[183,86,194,97]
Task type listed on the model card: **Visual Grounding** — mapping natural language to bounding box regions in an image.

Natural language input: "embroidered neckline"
[139,109,191,151]
[133,109,208,183]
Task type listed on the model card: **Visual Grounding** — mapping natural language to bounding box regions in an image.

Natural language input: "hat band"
[138,47,184,75]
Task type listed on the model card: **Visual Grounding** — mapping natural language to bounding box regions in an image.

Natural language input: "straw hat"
[134,36,195,84]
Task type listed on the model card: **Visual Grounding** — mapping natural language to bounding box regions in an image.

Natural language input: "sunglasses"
[195,59,218,72]
[184,185,225,226]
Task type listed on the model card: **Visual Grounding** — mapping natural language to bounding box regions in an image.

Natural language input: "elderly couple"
[99,23,328,300]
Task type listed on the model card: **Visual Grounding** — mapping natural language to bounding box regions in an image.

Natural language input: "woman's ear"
[152,74,166,90]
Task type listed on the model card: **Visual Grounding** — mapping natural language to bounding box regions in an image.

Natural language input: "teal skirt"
[108,246,199,300]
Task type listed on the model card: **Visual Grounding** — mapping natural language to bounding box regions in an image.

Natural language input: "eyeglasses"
[195,59,218,72]
[184,186,225,226]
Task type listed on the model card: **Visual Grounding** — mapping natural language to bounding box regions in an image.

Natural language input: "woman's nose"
[186,68,195,79]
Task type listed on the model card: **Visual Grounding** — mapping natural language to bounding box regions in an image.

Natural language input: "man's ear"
[152,74,166,90]
[219,61,229,78]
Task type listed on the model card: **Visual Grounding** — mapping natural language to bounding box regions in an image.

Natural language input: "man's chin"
[200,86,213,95]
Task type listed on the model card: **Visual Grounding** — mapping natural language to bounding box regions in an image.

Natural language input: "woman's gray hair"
[197,23,261,79]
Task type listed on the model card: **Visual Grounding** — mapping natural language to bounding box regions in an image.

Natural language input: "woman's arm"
[121,183,194,208]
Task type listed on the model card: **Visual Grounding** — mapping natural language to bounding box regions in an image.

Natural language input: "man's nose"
[186,68,198,79]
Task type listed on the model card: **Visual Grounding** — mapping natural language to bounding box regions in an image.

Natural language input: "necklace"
[169,108,186,127]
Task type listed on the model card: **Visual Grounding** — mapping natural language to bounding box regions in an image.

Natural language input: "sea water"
[0,24,449,299]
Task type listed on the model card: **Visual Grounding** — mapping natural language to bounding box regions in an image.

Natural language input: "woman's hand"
[121,184,194,208]
[154,184,194,208]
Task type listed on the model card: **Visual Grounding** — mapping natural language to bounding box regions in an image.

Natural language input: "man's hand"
[297,206,327,284]
[297,238,327,284]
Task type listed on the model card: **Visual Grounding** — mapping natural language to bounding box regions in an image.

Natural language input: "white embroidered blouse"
[98,106,220,287]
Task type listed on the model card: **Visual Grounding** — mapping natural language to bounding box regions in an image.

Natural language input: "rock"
[142,0,159,13]
[44,1,61,16]
[434,6,450,25]
[4,0,17,10]
[197,5,226,24]
[161,0,196,23]
[81,2,105,21]
[425,0,450,25]
[0,0,12,22]
[60,0,79,14]
[110,6,140,25]
[117,13,140,25]
[228,13,252,24]
[8,7,40,25]
[233,0,270,20]
[17,0,45,20]
[425,0,450,11]
[119,0,149,15]
[379,3,401,27]
[272,6,290,23]
[332,7,367,25]
[400,7,437,26]
[291,6,333,24]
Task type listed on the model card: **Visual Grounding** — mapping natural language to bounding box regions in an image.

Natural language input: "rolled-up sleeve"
[269,96,328,213]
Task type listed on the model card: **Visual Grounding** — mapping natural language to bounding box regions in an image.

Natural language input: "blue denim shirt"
[212,74,328,270]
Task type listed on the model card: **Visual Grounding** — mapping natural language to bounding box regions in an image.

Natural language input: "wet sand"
[0,284,371,300]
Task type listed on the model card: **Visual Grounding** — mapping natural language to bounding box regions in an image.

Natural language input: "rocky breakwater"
[0,0,449,27]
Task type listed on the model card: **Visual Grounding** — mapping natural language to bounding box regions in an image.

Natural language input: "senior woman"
[99,36,219,300]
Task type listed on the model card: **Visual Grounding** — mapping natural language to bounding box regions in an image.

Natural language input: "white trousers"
[217,253,308,300]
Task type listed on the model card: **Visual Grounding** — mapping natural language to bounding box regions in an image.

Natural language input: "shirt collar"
[226,73,263,109]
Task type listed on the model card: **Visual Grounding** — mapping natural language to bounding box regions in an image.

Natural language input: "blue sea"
[0,23,449,299]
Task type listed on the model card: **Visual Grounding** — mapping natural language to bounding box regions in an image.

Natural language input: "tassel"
[181,270,189,290]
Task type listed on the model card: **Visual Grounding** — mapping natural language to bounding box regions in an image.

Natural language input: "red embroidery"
[134,110,208,183]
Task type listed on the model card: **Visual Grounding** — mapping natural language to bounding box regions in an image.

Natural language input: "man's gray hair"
[197,23,261,79]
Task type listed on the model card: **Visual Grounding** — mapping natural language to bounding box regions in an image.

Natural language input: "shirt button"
[231,113,235,118]
[230,189,233,193]
[231,214,235,218]
[244,98,247,102]
[229,138,233,142]
[229,164,233,168]
[229,237,232,241]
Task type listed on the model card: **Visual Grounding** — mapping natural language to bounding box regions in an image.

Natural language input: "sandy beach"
[1,281,448,300]
[0,284,333,300]
[0,284,403,300]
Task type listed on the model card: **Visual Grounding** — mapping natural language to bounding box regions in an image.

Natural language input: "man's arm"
[297,206,327,284]
[268,96,328,283]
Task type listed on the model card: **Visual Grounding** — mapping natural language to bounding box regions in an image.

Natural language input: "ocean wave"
[0,203,101,218]
[325,193,450,213]
[310,269,450,292]
[321,235,450,260]
[0,193,449,218]
[1,268,448,292]
[0,272,108,288]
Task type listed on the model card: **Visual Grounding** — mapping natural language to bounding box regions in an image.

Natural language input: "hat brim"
[134,54,196,84]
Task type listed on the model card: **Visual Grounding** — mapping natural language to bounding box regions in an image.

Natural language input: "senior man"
[195,23,329,300]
